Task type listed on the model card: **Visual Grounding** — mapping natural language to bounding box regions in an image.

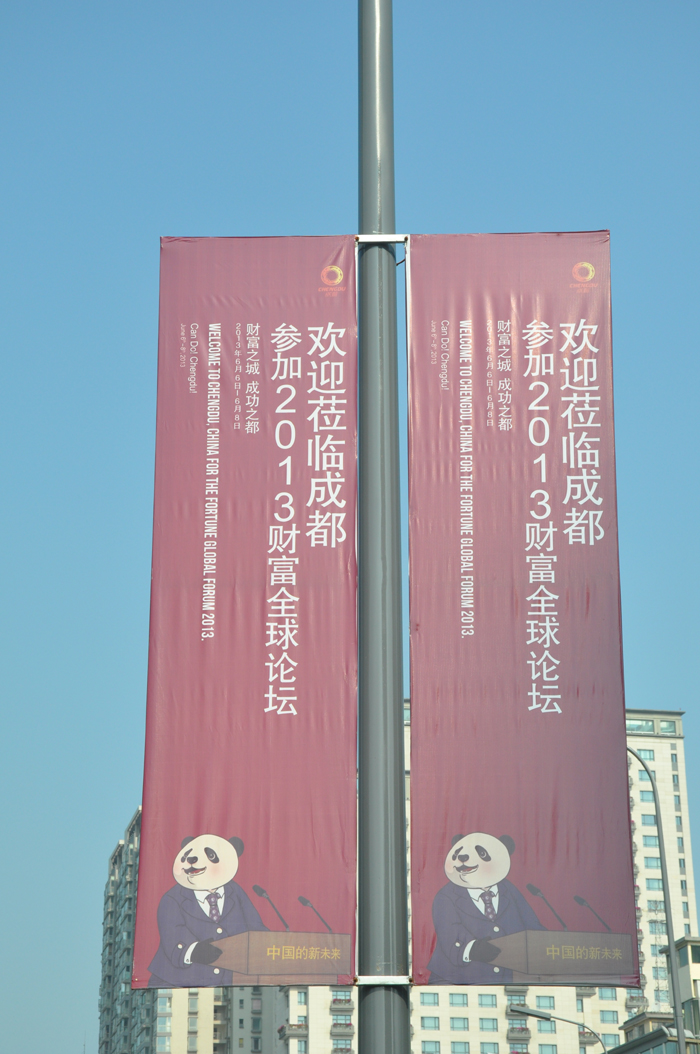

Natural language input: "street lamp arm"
[518,1006,606,1053]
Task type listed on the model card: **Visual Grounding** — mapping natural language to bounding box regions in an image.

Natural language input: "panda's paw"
[190,940,223,965]
[470,939,501,964]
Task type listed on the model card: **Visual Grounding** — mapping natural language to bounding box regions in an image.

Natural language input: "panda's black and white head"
[444,832,515,889]
[173,834,244,891]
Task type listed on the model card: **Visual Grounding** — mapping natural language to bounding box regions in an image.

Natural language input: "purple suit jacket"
[428,878,545,983]
[148,879,268,987]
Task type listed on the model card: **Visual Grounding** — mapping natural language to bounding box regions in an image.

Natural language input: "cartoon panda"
[148,834,268,987]
[428,832,545,984]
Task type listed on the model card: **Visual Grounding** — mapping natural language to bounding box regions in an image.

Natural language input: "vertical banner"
[133,237,357,987]
[408,232,638,985]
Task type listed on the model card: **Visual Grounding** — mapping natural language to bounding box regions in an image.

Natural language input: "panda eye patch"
[180,849,191,863]
[475,844,491,861]
[204,847,220,863]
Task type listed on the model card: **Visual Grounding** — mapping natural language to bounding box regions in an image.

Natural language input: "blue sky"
[0,2,698,1050]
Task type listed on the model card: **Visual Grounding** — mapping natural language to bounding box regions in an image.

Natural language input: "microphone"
[526,883,569,930]
[574,895,613,933]
[253,884,290,931]
[298,895,333,933]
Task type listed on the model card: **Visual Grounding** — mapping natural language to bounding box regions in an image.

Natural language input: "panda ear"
[181,836,196,850]
[451,834,465,848]
[229,837,244,856]
[499,835,515,856]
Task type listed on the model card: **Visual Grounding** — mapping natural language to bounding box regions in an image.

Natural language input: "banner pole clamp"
[355,975,411,985]
[356,234,408,243]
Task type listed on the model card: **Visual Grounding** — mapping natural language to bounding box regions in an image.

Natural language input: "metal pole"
[628,747,687,1054]
[357,0,410,1050]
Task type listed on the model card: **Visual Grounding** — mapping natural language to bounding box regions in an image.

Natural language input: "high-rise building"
[99,707,694,1054]
[97,809,282,1054]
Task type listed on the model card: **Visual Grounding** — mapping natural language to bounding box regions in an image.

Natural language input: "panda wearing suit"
[148,834,268,987]
[429,832,545,984]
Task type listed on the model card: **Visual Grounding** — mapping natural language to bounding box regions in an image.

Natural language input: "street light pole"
[628,747,687,1054]
[357,0,410,1052]
[517,1005,607,1054]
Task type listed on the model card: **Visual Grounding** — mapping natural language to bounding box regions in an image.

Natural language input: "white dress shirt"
[183,887,226,964]
[463,884,500,962]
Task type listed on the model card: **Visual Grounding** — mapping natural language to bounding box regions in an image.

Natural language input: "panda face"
[173,834,239,891]
[444,832,511,889]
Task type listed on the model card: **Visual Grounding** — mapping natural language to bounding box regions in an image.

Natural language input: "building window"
[576,999,584,1012]
[422,1017,440,1030]
[451,1018,469,1031]
[422,1044,441,1054]
[422,993,440,1006]
[678,837,685,851]
[238,1041,243,1049]
[451,994,469,1007]
[331,989,351,1003]
[480,1019,498,1031]
[510,1047,528,1053]
[675,795,681,810]
[239,999,244,1009]
[680,859,687,872]
[297,990,307,1005]
[627,719,654,733]
[157,1018,172,1034]
[673,775,680,787]
[480,1044,499,1054]
[538,1021,556,1033]
[648,900,665,911]
[298,1043,308,1054]
[252,1017,262,1032]
[671,753,678,769]
[536,997,555,1010]
[645,856,662,869]
[297,1015,308,1025]
[601,1036,620,1048]
[600,1011,618,1024]
[647,878,663,890]
[685,924,691,935]
[452,1045,470,1054]
[156,1040,171,1053]
[598,988,617,1001]
[187,1039,197,1053]
[677,817,684,831]
[640,791,654,802]
[239,1019,244,1028]
[653,967,668,980]
[683,902,690,916]
[641,814,657,826]
[188,1017,198,1032]
[404,702,411,725]
[642,835,659,848]
[538,1046,557,1054]
[251,1040,262,1053]
[681,879,688,892]
[331,1014,350,1024]
[157,997,172,1012]
[332,1044,349,1051]
[479,995,497,1008]
[660,721,677,734]
[507,995,525,1007]
[188,998,198,1013]
[638,749,655,761]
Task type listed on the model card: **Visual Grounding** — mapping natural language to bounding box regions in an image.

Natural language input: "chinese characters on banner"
[407,233,638,986]
[132,237,357,988]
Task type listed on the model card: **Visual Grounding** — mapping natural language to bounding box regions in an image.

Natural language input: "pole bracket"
[355,975,411,985]
[356,234,408,243]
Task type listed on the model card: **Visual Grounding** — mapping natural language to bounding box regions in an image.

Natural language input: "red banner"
[408,232,638,986]
[133,237,357,988]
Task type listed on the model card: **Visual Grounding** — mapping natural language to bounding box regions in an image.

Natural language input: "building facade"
[99,707,694,1054]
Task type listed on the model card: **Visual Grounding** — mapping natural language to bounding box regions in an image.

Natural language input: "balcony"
[579,1030,599,1045]
[331,1023,356,1038]
[328,1048,353,1054]
[626,994,648,1010]
[506,1005,527,1017]
[505,985,529,994]
[576,988,596,998]
[331,998,355,1011]
[278,1023,309,1040]
[507,1027,532,1041]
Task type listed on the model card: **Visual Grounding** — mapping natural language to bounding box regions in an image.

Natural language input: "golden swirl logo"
[321,265,344,286]
[572,261,595,283]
